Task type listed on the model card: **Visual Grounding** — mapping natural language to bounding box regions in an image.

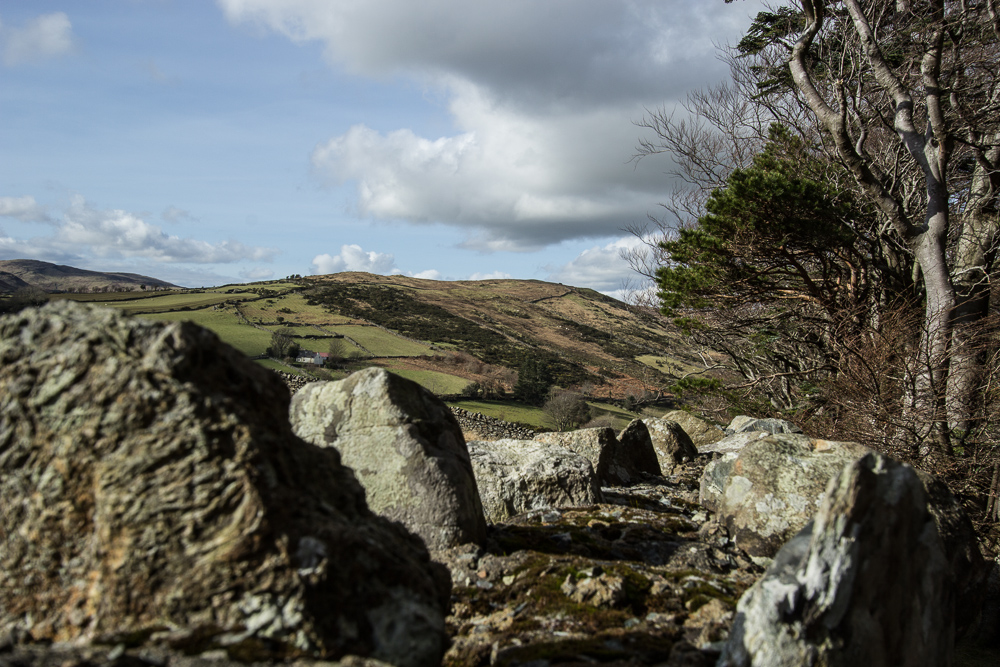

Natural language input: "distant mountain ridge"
[0,259,179,293]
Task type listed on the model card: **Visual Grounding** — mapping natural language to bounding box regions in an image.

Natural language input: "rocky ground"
[433,457,764,667]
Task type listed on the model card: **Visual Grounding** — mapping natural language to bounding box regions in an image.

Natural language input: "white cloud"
[311,244,398,275]
[468,271,511,281]
[221,0,766,250]
[546,236,646,293]
[0,195,277,264]
[0,195,51,223]
[411,269,443,280]
[2,12,74,66]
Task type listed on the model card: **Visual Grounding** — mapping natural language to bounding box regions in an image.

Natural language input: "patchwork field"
[145,308,272,356]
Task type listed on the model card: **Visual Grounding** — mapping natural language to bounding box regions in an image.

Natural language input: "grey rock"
[642,418,699,470]
[660,409,725,448]
[700,434,871,558]
[613,419,662,482]
[534,427,616,484]
[0,302,450,667]
[697,431,772,455]
[290,367,487,550]
[719,453,979,667]
[466,439,602,523]
[698,452,740,513]
[724,415,803,436]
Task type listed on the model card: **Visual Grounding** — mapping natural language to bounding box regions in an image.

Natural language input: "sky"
[0,0,765,292]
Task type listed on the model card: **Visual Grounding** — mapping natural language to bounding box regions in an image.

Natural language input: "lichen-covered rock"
[534,427,616,484]
[0,302,450,667]
[700,434,871,558]
[467,439,602,523]
[697,431,771,455]
[720,453,984,667]
[641,418,699,471]
[613,419,662,482]
[724,415,803,436]
[699,452,740,513]
[660,409,724,449]
[290,368,487,550]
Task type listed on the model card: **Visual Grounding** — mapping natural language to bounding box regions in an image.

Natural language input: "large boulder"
[534,427,615,484]
[290,367,487,551]
[660,409,724,448]
[467,439,603,523]
[699,434,871,558]
[641,418,698,470]
[0,302,450,667]
[720,453,986,667]
[613,419,662,481]
[535,425,659,487]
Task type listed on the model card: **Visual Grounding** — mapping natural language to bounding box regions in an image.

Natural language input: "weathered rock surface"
[642,418,699,471]
[697,431,772,455]
[290,367,487,550]
[535,427,616,484]
[699,434,870,559]
[535,425,660,487]
[466,439,602,523]
[0,302,450,667]
[719,453,984,667]
[660,410,724,448]
[724,415,802,436]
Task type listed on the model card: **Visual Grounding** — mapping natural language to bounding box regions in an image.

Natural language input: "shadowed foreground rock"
[290,367,487,550]
[0,302,450,667]
[719,453,982,667]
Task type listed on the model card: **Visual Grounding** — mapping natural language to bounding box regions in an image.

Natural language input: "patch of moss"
[493,632,676,667]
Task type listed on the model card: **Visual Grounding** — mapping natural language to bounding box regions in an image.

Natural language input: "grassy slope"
[53,272,693,409]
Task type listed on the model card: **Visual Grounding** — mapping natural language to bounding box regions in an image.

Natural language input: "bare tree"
[269,327,295,359]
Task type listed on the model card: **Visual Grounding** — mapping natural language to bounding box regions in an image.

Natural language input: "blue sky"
[0,0,763,291]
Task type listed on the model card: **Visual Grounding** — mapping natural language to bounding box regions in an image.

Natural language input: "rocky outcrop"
[719,453,984,667]
[466,439,602,523]
[0,302,450,667]
[535,427,616,484]
[642,418,699,471]
[535,425,660,487]
[290,367,487,550]
[699,434,871,559]
[660,409,724,448]
[437,458,766,667]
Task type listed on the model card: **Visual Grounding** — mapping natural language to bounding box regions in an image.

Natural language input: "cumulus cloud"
[311,244,398,275]
[221,0,765,250]
[411,269,443,280]
[0,195,277,264]
[546,236,647,293]
[0,195,51,223]
[2,12,74,66]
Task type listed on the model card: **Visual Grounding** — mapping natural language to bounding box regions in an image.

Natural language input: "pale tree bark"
[783,0,1000,458]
